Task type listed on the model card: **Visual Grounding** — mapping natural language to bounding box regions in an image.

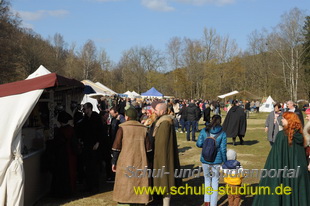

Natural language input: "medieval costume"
[112,120,151,204]
[252,130,310,205]
[222,105,247,145]
[152,115,182,192]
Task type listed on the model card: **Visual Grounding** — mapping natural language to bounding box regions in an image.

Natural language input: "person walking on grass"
[196,115,227,206]
[222,100,247,146]
[222,149,244,206]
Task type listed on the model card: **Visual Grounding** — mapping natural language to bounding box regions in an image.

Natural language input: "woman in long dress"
[253,112,310,205]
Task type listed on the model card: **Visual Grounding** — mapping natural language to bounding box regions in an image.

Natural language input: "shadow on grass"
[34,168,115,206]
[179,146,192,153]
[227,140,259,146]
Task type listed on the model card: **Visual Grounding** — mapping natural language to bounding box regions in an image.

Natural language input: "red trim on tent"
[0,73,84,97]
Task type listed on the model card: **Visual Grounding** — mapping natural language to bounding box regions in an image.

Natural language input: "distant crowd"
[44,96,310,206]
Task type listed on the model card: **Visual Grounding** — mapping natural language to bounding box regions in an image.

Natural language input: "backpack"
[202,131,222,162]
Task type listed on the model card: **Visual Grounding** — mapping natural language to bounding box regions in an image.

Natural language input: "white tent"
[123,91,141,99]
[0,66,50,206]
[0,65,85,206]
[218,91,239,99]
[131,91,141,98]
[124,91,132,96]
[259,96,275,112]
[81,80,113,113]
[95,82,117,95]
[81,94,100,113]
[82,80,110,96]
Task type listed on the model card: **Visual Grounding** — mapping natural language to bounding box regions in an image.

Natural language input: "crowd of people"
[44,96,310,206]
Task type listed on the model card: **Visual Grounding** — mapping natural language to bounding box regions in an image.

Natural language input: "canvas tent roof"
[82,80,110,96]
[124,91,132,95]
[0,72,84,98]
[218,90,261,100]
[141,87,163,97]
[95,82,117,95]
[131,91,141,97]
[0,65,84,205]
[259,96,275,112]
[123,91,141,99]
[218,91,239,99]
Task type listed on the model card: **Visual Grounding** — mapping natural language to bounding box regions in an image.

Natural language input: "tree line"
[1,0,309,102]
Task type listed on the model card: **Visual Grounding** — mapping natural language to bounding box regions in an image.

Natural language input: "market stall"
[0,65,85,206]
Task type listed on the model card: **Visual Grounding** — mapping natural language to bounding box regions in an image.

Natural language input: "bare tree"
[267,8,308,101]
[202,27,218,61]
[183,38,205,99]
[245,29,277,97]
[80,40,97,80]
[166,37,183,70]
[166,37,184,97]
[214,35,240,93]
[52,33,66,61]
[140,45,165,72]
[98,48,113,88]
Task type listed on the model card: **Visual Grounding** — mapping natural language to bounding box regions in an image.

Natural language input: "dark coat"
[286,107,304,126]
[294,108,304,127]
[179,106,187,120]
[222,106,247,138]
[195,106,202,121]
[80,112,103,149]
[203,108,211,123]
[186,103,198,121]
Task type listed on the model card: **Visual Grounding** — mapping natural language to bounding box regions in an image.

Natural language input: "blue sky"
[11,0,310,63]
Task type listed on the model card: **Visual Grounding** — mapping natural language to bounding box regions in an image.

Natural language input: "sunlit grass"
[38,110,273,206]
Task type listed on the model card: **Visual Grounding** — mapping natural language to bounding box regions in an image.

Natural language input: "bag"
[202,131,222,162]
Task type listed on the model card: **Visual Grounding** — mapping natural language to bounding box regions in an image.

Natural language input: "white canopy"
[81,94,100,113]
[82,80,110,95]
[124,91,132,95]
[95,82,117,95]
[0,66,50,206]
[218,91,239,99]
[131,91,141,97]
[123,91,141,99]
[259,96,275,112]
[81,80,117,112]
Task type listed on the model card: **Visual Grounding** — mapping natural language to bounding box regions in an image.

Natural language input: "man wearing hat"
[111,108,152,205]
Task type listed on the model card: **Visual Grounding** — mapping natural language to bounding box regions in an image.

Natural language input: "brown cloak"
[112,120,151,204]
[152,115,182,192]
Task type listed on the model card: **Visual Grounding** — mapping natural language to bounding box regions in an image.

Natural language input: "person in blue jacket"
[196,115,227,206]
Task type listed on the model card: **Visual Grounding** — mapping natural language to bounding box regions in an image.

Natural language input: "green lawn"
[36,111,272,206]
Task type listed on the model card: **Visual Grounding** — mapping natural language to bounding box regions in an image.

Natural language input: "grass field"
[36,111,271,206]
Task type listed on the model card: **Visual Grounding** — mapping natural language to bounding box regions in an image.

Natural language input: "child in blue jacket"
[196,115,227,206]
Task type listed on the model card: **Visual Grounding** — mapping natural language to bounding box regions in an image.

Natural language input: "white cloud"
[141,0,175,12]
[172,0,235,6]
[17,9,69,21]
